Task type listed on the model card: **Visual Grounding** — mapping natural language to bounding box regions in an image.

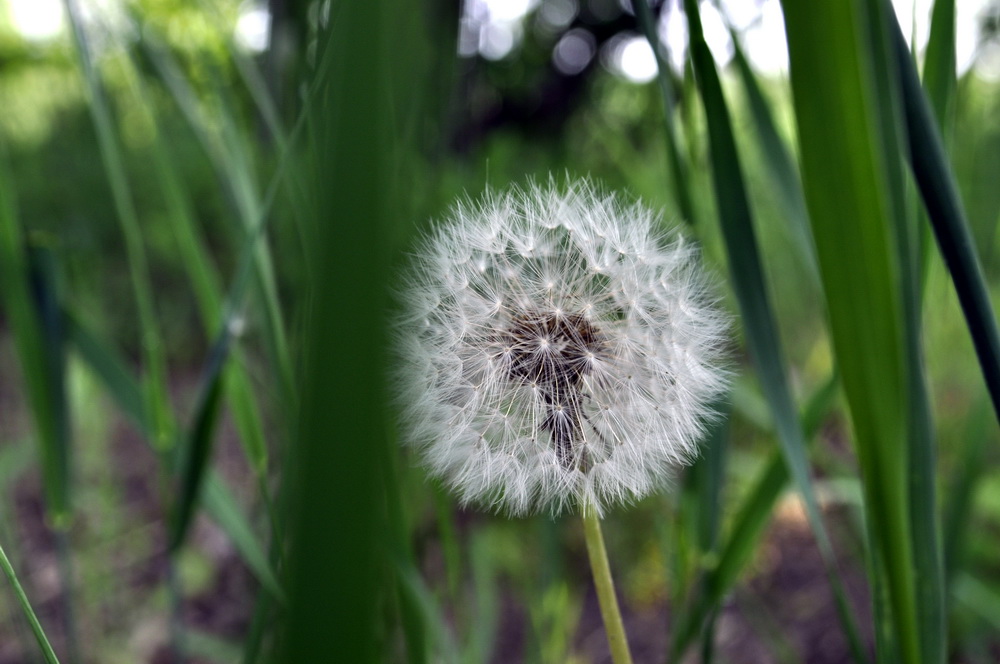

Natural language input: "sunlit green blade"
[869,7,946,663]
[0,542,60,664]
[677,3,867,661]
[779,1,921,662]
[61,0,173,451]
[119,55,271,476]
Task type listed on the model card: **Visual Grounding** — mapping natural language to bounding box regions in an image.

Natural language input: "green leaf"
[676,2,867,661]
[891,15,1000,429]
[780,1,922,661]
[279,1,401,661]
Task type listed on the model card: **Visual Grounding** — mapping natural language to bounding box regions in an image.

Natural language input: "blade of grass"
[779,1,922,662]
[279,1,395,661]
[675,3,868,661]
[200,476,284,602]
[867,5,945,662]
[673,373,838,659]
[0,152,72,526]
[890,15,1000,428]
[632,0,699,227]
[952,574,1000,632]
[0,542,61,664]
[0,154,80,664]
[61,0,173,451]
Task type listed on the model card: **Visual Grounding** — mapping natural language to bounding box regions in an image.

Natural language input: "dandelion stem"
[582,504,634,664]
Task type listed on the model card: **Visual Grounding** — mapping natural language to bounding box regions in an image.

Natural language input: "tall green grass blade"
[890,18,1000,428]
[677,3,867,662]
[780,1,921,662]
[0,542,61,664]
[108,46,272,478]
[280,2,396,661]
[868,6,945,662]
[632,0,699,226]
[62,0,173,451]
[63,313,283,600]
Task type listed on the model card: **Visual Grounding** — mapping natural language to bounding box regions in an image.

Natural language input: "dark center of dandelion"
[501,311,606,469]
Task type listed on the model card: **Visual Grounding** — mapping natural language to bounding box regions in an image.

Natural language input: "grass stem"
[0,541,61,664]
[581,505,633,664]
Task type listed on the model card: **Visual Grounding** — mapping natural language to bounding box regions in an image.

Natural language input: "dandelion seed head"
[394,180,729,516]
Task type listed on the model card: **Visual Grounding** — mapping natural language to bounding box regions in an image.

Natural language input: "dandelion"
[395,180,729,517]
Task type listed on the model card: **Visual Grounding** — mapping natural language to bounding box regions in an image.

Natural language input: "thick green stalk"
[582,506,633,664]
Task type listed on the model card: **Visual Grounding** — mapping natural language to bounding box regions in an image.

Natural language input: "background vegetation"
[1,0,1000,662]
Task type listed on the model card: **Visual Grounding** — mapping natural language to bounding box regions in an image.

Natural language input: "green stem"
[581,505,633,664]
[0,541,61,664]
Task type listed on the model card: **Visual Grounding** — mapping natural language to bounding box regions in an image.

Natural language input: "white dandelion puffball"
[395,181,729,516]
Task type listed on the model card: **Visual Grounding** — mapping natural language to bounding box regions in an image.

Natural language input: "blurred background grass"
[1,0,1000,662]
